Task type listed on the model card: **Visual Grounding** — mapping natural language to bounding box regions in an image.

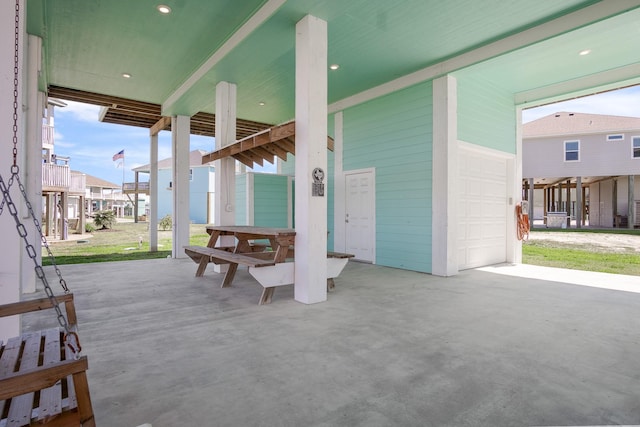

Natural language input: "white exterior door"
[344,170,375,262]
[457,145,508,270]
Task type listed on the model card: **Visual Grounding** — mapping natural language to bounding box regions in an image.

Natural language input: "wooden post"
[628,175,635,230]
[566,179,571,228]
[543,187,548,226]
[576,176,582,229]
[294,15,328,303]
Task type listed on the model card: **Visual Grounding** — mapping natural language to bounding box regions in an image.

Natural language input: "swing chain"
[0,176,71,336]
[4,0,79,357]
[12,0,19,173]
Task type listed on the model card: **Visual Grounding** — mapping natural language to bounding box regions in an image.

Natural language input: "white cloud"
[55,101,102,123]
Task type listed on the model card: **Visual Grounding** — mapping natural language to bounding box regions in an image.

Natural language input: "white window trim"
[632,136,640,159]
[607,134,624,142]
[564,140,580,162]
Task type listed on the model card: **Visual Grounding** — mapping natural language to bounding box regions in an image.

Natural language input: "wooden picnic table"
[184,225,352,304]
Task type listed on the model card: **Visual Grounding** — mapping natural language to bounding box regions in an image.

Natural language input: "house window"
[564,140,580,162]
[633,136,640,159]
[189,168,193,181]
[607,134,624,142]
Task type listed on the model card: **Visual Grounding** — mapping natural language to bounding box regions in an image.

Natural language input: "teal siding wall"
[457,74,516,153]
[276,119,336,250]
[157,169,172,221]
[254,174,289,227]
[235,174,247,225]
[189,166,212,224]
[343,81,433,272]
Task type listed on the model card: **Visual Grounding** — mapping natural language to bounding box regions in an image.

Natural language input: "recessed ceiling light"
[329,64,340,70]
[258,101,266,106]
[122,73,132,79]
[157,5,171,14]
[579,49,591,56]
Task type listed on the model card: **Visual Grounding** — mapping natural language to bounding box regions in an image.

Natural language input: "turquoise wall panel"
[157,169,172,221]
[457,74,516,153]
[189,167,212,224]
[235,173,247,225]
[253,174,289,227]
[343,81,433,273]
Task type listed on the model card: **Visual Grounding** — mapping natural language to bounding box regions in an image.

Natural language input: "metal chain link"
[4,0,79,357]
[16,174,70,292]
[12,0,19,172]
[0,175,71,336]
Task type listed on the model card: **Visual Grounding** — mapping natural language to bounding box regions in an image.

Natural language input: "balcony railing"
[42,163,70,190]
[123,182,150,192]
[70,172,86,194]
[42,124,54,146]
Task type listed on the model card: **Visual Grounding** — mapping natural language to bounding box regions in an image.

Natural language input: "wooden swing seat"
[0,294,95,426]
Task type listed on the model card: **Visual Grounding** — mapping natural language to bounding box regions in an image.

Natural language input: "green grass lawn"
[42,222,210,265]
[522,244,640,276]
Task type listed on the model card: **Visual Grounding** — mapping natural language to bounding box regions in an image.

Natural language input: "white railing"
[70,172,86,194]
[123,182,150,191]
[42,163,70,189]
[42,124,54,146]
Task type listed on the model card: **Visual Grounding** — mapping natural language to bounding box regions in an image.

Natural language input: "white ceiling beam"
[329,0,640,114]
[162,0,286,115]
[515,63,640,108]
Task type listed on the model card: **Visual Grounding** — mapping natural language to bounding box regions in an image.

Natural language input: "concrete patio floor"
[22,259,640,427]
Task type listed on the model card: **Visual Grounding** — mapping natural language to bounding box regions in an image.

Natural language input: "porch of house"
[22,259,640,426]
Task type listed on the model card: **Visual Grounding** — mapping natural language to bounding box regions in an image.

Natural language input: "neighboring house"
[134,150,215,224]
[522,112,640,228]
[41,98,86,239]
[134,150,292,225]
[82,173,130,218]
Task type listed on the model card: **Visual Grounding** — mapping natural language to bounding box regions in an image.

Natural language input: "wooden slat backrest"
[0,335,22,418]
[7,332,41,424]
[38,328,64,422]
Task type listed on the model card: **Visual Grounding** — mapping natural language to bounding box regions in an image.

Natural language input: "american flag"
[112,150,124,161]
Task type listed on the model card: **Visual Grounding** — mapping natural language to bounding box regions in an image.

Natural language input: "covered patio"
[22,260,640,426]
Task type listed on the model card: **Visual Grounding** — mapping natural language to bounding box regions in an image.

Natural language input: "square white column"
[0,0,24,341]
[431,75,458,276]
[171,115,190,258]
[294,15,328,304]
[214,81,237,228]
[149,133,159,251]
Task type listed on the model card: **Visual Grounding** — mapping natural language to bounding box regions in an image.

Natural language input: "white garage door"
[458,145,508,270]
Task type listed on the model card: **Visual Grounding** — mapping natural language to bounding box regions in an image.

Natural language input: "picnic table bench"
[185,226,353,304]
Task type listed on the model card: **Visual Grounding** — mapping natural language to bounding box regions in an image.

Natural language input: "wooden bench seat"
[0,294,95,426]
[184,245,276,279]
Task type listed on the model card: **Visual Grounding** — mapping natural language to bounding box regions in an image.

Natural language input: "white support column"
[294,15,328,304]
[431,75,458,277]
[0,0,25,341]
[507,107,522,264]
[149,133,159,251]
[333,112,346,253]
[214,82,237,272]
[20,34,43,294]
[171,115,190,258]
[576,176,582,229]
[528,178,534,229]
[628,175,635,230]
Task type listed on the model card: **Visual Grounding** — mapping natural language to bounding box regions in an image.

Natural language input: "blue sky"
[53,85,640,186]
